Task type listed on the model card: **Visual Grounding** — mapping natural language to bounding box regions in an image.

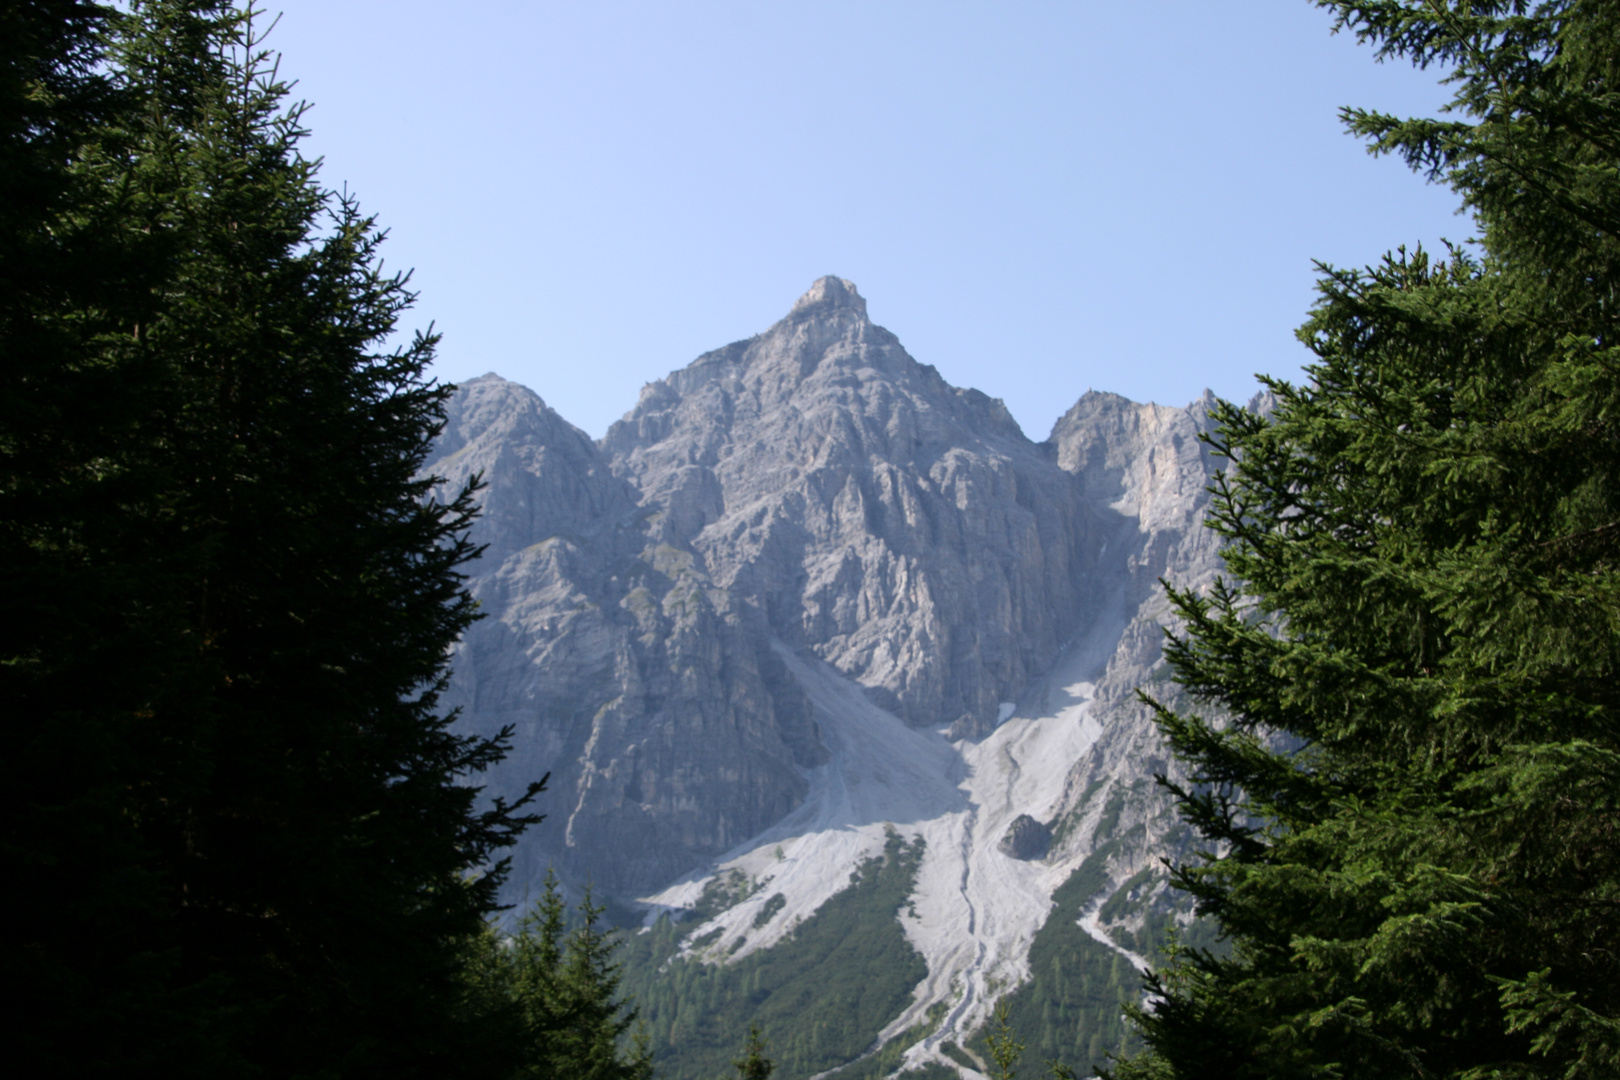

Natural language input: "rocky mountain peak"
[425,373,636,567]
[417,282,1246,1073]
[426,280,1229,907]
[590,280,1097,735]
[788,275,867,320]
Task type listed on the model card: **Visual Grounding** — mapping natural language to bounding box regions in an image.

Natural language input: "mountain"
[423,279,1248,1076]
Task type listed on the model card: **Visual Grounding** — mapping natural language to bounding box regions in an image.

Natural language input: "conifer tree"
[1115,2,1619,1078]
[485,872,655,1080]
[1,3,187,1067]
[3,3,540,1074]
[984,1002,1024,1080]
[734,1024,776,1080]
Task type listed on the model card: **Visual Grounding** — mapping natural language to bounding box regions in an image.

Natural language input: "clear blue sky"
[267,1,1465,441]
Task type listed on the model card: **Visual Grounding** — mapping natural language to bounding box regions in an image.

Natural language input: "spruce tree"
[1115,2,1619,1078]
[484,872,654,1080]
[733,1025,776,1080]
[3,3,539,1075]
[1,2,194,1070]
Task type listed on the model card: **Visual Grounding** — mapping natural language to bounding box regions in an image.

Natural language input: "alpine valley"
[425,278,1257,1079]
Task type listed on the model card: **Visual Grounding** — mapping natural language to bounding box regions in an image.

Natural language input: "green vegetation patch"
[1097,866,1226,963]
[1093,786,1129,841]
[823,999,949,1080]
[940,1041,979,1073]
[752,892,788,929]
[1097,866,1160,925]
[690,868,765,921]
[976,846,1141,1075]
[619,831,928,1080]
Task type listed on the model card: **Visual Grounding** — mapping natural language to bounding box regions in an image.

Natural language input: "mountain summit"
[603,276,1087,732]
[789,274,867,318]
[422,280,1236,1071]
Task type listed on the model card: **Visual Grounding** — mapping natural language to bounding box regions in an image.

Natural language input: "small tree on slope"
[1114,2,1619,1078]
[734,1024,776,1080]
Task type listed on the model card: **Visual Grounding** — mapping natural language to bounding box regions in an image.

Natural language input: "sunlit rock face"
[427,376,825,895]
[601,276,1100,733]
[425,277,1229,898]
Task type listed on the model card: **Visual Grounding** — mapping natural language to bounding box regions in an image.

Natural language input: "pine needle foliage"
[734,1024,777,1080]
[618,830,929,1080]
[2,3,540,1075]
[469,872,655,1080]
[984,1002,1025,1080]
[1112,2,1620,1078]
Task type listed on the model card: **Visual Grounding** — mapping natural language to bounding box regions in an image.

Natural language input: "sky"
[265,1,1468,442]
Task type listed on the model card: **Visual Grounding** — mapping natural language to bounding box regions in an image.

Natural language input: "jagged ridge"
[423,278,1253,1075]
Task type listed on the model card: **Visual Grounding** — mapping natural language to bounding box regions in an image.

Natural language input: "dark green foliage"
[734,1024,777,1080]
[2,3,538,1075]
[941,1042,981,1074]
[692,868,766,921]
[1091,868,1225,964]
[1116,3,1620,1078]
[467,873,654,1080]
[0,1,116,286]
[1095,867,1158,927]
[1092,788,1129,843]
[984,1002,1025,1080]
[979,850,1142,1075]
[618,831,929,1080]
[753,892,789,929]
[822,1001,949,1080]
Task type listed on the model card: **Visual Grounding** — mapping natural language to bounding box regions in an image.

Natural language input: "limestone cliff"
[425,278,1234,924]
[426,378,823,894]
[602,276,1099,732]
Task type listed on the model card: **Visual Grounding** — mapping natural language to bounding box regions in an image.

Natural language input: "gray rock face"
[1030,388,1274,935]
[1044,389,1226,718]
[427,378,824,894]
[426,278,1233,898]
[428,373,640,567]
[998,814,1052,860]
[602,276,1099,733]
